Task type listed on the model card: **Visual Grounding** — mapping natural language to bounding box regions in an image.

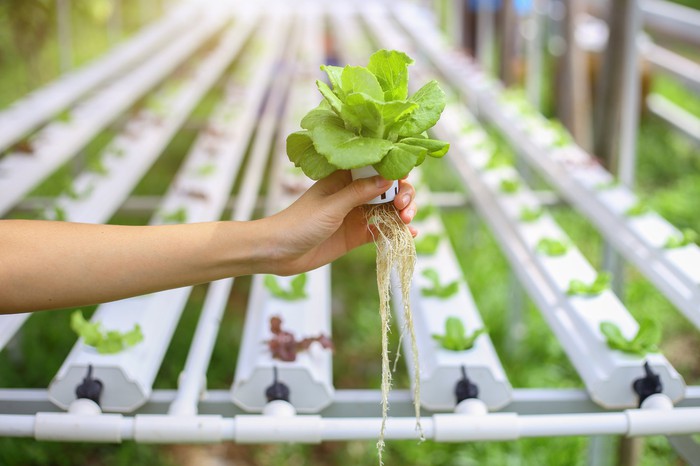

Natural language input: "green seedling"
[519,206,543,222]
[161,207,187,224]
[415,233,441,255]
[432,316,486,351]
[567,272,611,296]
[264,273,308,301]
[413,204,436,222]
[600,318,660,356]
[71,310,143,354]
[484,150,514,170]
[286,49,449,180]
[195,163,217,177]
[499,178,520,194]
[625,201,650,217]
[536,238,569,256]
[594,179,619,191]
[547,119,572,148]
[421,268,459,299]
[664,228,698,249]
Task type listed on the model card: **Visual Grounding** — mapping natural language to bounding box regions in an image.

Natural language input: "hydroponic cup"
[351,166,399,205]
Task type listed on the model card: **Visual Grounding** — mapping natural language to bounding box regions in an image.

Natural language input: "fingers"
[394,179,417,225]
[327,175,393,215]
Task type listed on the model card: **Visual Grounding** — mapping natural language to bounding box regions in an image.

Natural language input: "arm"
[0,172,416,314]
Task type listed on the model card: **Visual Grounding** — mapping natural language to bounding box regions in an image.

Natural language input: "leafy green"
[484,150,513,170]
[536,238,569,256]
[499,178,520,194]
[264,274,308,301]
[567,272,611,296]
[414,204,436,222]
[519,206,543,222]
[415,233,441,255]
[421,268,459,299]
[599,318,660,356]
[432,317,486,351]
[625,201,650,217]
[70,310,144,354]
[663,228,698,249]
[161,207,187,224]
[287,49,448,180]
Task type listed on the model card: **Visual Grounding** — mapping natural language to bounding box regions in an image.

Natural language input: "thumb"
[327,175,393,215]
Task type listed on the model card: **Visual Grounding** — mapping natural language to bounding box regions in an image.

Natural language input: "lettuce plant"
[625,201,650,217]
[664,228,698,249]
[567,272,611,296]
[415,233,441,255]
[421,268,459,299]
[71,310,143,354]
[432,317,486,351]
[264,274,307,301]
[519,206,543,222]
[286,49,449,180]
[599,318,660,356]
[499,178,520,194]
[536,237,569,256]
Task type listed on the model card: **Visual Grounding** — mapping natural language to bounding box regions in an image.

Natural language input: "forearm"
[0,219,274,314]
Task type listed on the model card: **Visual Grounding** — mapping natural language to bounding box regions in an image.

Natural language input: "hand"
[263,171,417,275]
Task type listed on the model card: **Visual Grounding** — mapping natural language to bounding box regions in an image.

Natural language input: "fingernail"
[400,194,411,209]
[375,176,391,188]
[406,206,416,220]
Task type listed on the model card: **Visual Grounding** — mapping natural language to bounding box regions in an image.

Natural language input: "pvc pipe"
[1,407,700,442]
[262,400,297,417]
[235,415,323,443]
[455,398,489,416]
[68,398,101,416]
[133,415,226,443]
[34,412,124,442]
[0,416,35,437]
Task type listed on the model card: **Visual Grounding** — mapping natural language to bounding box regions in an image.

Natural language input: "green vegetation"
[600,319,661,357]
[414,233,441,255]
[536,237,569,256]
[263,274,308,301]
[664,228,698,249]
[567,272,612,297]
[499,177,521,194]
[70,310,143,354]
[421,268,460,299]
[286,49,449,180]
[519,206,544,222]
[432,317,486,351]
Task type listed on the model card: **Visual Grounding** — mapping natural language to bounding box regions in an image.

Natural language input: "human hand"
[262,171,417,275]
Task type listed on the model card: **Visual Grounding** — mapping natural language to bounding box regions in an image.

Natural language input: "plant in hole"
[160,207,187,224]
[599,318,660,356]
[664,228,698,249]
[499,177,520,194]
[71,310,143,354]
[413,203,436,222]
[594,179,619,191]
[547,119,572,148]
[432,317,486,351]
[263,274,307,301]
[519,206,543,222]
[421,268,460,299]
[194,163,217,177]
[536,237,569,256]
[56,108,72,123]
[484,149,513,170]
[266,316,333,362]
[567,272,611,296]
[415,233,441,255]
[285,49,449,461]
[625,200,650,217]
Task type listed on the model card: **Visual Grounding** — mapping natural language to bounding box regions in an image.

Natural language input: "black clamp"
[455,365,479,404]
[265,366,290,403]
[632,361,663,407]
[75,364,104,406]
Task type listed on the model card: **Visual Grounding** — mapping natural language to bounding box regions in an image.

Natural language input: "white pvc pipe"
[1,407,700,442]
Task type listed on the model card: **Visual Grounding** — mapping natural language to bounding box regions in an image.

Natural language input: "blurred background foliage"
[0,0,699,465]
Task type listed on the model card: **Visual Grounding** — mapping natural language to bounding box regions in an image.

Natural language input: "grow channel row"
[390,2,700,330]
[328,2,511,413]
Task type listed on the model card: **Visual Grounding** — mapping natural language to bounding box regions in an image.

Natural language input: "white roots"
[365,203,422,465]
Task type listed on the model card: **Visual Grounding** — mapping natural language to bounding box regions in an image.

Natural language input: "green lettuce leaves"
[286,49,449,180]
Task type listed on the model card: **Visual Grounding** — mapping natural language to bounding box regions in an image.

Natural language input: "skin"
[0,171,417,314]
